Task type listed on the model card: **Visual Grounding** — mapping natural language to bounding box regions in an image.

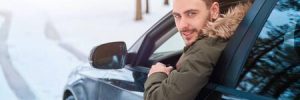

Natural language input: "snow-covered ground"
[0,65,18,100]
[0,0,172,99]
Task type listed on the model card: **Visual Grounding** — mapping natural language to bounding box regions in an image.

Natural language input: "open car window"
[149,31,184,60]
[146,30,184,67]
[153,32,184,54]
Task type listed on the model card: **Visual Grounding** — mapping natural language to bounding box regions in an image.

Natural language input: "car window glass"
[153,32,184,53]
[237,0,300,99]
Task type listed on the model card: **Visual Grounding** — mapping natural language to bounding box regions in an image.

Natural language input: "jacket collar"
[201,1,252,40]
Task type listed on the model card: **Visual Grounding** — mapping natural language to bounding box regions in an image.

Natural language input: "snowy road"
[0,11,36,100]
[0,9,84,99]
[0,45,36,100]
[0,0,172,99]
[0,65,18,100]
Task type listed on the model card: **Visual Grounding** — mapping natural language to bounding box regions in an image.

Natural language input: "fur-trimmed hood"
[202,1,252,40]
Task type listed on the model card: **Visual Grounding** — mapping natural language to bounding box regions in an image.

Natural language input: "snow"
[0,65,18,100]
[0,0,172,100]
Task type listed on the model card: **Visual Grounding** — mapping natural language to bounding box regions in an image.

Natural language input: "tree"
[135,0,142,21]
[146,0,149,14]
[164,0,169,5]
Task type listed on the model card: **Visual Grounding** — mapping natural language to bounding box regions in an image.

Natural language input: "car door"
[203,0,300,99]
[83,11,179,100]
[236,0,300,99]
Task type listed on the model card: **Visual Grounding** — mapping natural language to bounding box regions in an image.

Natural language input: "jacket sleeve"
[144,39,225,100]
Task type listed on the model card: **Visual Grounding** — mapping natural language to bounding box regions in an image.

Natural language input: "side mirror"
[89,42,127,69]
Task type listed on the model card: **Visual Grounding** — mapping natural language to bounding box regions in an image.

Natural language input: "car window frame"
[129,12,176,67]
[201,0,280,99]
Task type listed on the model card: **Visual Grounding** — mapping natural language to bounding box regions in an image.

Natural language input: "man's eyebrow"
[172,9,198,16]
[172,12,180,16]
[183,9,199,14]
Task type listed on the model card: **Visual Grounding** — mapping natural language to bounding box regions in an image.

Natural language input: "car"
[62,0,300,99]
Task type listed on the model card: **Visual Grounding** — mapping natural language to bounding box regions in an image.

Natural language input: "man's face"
[173,0,214,46]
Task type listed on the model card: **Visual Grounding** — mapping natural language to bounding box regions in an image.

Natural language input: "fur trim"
[202,1,252,39]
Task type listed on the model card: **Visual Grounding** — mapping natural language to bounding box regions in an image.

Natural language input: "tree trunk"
[135,0,142,21]
[164,0,169,5]
[146,0,149,14]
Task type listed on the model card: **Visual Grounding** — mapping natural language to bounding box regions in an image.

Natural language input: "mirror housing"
[89,42,127,69]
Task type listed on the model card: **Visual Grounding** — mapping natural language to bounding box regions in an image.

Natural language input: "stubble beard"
[181,28,200,46]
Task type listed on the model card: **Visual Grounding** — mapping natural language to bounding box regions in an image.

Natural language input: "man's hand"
[148,62,174,77]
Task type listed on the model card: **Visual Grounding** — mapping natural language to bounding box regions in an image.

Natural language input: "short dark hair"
[203,0,219,7]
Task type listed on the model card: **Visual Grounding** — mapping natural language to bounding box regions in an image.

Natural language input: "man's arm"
[144,38,226,100]
[147,62,174,77]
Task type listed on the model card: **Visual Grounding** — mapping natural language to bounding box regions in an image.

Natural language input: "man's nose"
[178,18,189,30]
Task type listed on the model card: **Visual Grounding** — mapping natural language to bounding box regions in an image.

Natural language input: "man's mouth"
[182,31,193,40]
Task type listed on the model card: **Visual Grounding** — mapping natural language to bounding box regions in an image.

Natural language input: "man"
[144,0,251,99]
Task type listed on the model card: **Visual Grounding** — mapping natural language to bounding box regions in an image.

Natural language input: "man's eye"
[173,15,180,19]
[188,12,196,17]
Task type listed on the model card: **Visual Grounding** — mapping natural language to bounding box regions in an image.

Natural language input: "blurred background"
[0,0,172,99]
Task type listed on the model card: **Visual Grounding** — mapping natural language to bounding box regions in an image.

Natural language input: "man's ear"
[210,2,220,20]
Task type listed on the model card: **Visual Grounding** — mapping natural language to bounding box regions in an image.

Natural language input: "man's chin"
[184,38,195,45]
[186,41,193,46]
[186,40,197,46]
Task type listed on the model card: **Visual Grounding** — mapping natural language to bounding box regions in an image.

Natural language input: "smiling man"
[173,0,219,46]
[144,0,251,100]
